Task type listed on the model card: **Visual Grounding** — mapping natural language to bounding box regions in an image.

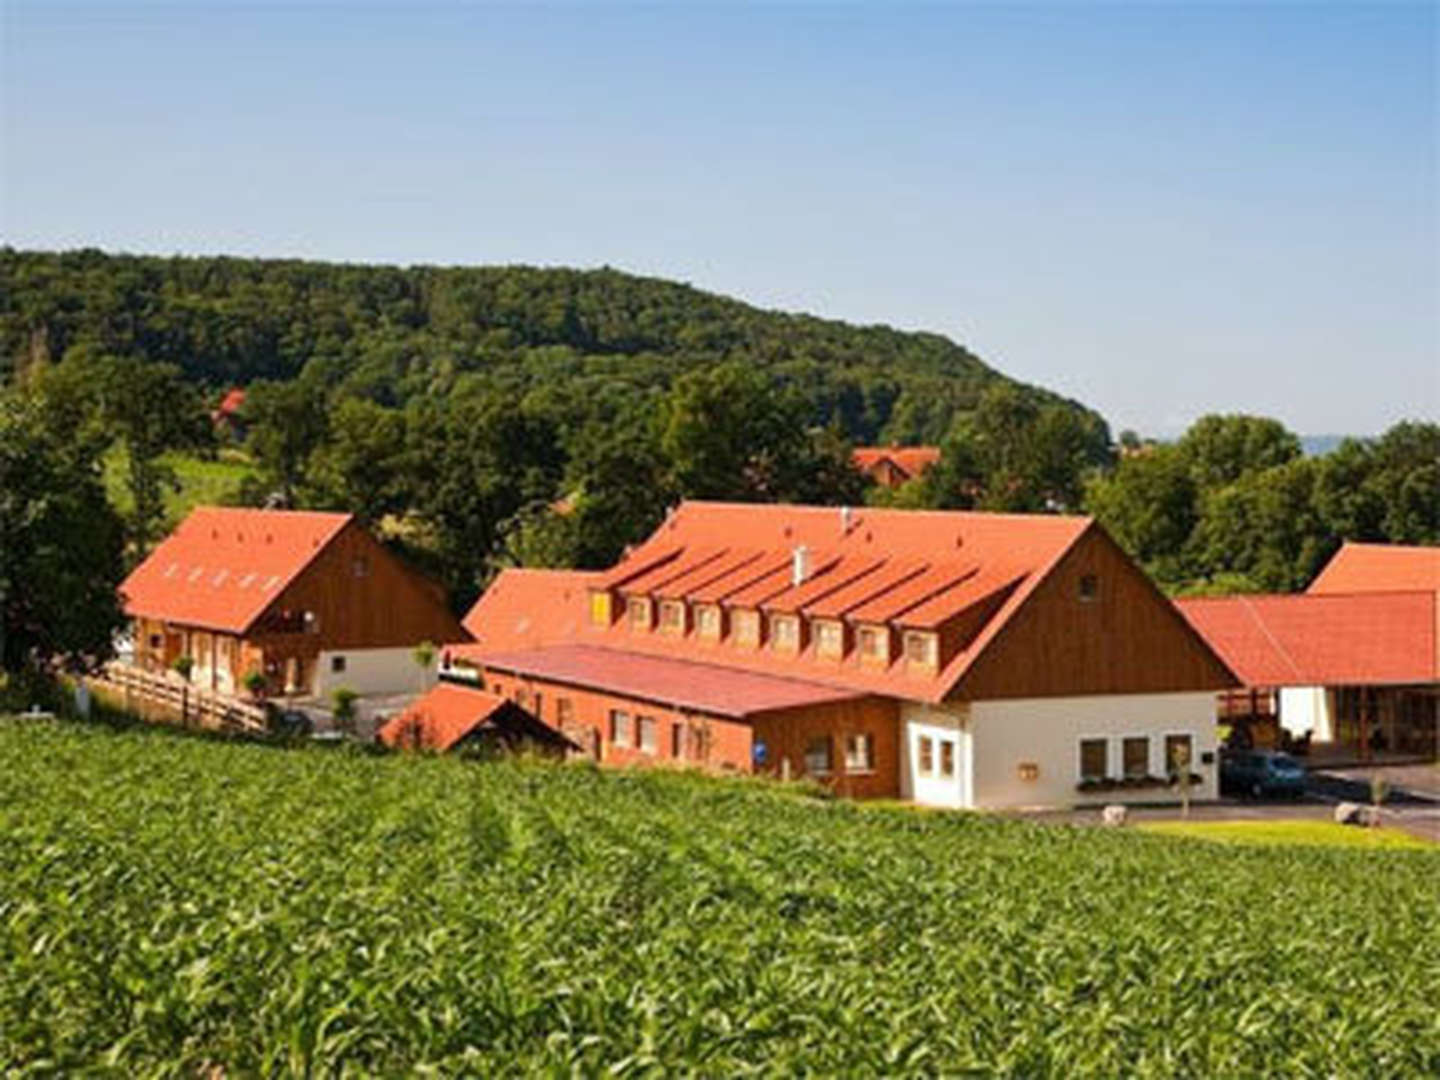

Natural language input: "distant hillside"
[0,247,1106,445]
[1300,435,1349,457]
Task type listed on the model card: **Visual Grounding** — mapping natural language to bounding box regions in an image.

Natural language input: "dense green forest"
[2,247,1435,662]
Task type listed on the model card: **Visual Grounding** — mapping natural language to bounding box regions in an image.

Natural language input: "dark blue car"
[1221,750,1308,798]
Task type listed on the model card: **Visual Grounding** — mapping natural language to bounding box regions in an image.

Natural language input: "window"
[672,722,686,759]
[695,604,722,640]
[844,733,875,772]
[733,609,761,647]
[659,600,685,635]
[939,740,955,778]
[330,655,346,674]
[149,634,162,649]
[638,715,658,754]
[589,590,613,626]
[611,710,633,748]
[352,556,369,578]
[814,620,845,659]
[1165,734,1194,777]
[804,736,832,776]
[1079,738,1107,780]
[533,693,543,718]
[556,698,574,726]
[858,625,889,663]
[1123,736,1150,778]
[1078,574,1099,602]
[491,683,503,695]
[771,615,800,652]
[918,735,934,775]
[627,596,652,631]
[903,631,937,669]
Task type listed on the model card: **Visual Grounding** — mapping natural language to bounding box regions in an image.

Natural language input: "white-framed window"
[844,733,875,773]
[918,735,935,775]
[695,604,722,640]
[637,715,658,754]
[1164,733,1195,778]
[804,735,832,776]
[732,609,761,647]
[771,614,800,652]
[857,625,890,663]
[903,630,937,669]
[939,739,956,778]
[658,600,685,635]
[1079,738,1108,781]
[627,596,652,631]
[813,619,845,659]
[611,710,633,748]
[1123,736,1150,778]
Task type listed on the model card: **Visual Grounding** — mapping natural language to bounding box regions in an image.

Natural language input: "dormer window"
[770,614,801,654]
[732,609,761,648]
[903,630,938,673]
[589,589,615,627]
[627,596,653,632]
[857,624,892,665]
[695,603,723,640]
[658,599,686,636]
[813,619,845,660]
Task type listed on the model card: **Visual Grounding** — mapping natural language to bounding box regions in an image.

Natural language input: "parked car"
[1221,750,1308,798]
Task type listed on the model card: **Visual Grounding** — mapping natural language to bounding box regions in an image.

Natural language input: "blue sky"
[2,2,1434,436]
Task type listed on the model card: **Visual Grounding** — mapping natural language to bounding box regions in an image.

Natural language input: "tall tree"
[243,377,331,504]
[1176,414,1301,490]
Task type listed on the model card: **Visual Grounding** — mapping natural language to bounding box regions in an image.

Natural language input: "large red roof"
[459,502,1096,704]
[479,643,868,719]
[1177,591,1437,688]
[1307,542,1440,595]
[376,682,509,752]
[121,507,353,634]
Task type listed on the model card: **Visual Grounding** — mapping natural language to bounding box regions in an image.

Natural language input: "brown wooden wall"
[956,525,1238,701]
[263,522,468,652]
[751,696,901,798]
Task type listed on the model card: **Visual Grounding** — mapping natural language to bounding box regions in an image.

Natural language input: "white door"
[902,714,967,808]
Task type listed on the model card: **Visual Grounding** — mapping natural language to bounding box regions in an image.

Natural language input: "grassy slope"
[102,448,256,526]
[2,720,1437,1075]
[1138,819,1430,850]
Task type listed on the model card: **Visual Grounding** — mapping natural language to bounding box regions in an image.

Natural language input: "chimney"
[840,506,853,535]
[791,544,811,586]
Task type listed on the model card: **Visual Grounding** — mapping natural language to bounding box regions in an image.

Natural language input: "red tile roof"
[377,682,511,752]
[852,445,942,480]
[459,502,1097,704]
[216,388,246,416]
[479,643,868,718]
[1307,543,1440,595]
[121,507,353,633]
[1177,591,1437,687]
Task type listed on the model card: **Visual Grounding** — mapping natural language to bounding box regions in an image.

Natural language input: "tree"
[243,378,331,503]
[412,640,437,694]
[0,390,127,674]
[1176,414,1301,490]
[304,398,408,522]
[1084,445,1198,582]
[331,686,359,736]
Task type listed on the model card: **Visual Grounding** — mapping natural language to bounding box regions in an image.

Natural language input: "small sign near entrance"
[1017,761,1040,782]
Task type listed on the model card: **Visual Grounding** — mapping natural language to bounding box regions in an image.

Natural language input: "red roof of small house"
[1307,542,1440,595]
[458,501,1126,704]
[479,643,869,719]
[217,388,246,416]
[377,682,510,751]
[852,445,942,481]
[1177,591,1437,688]
[121,507,353,634]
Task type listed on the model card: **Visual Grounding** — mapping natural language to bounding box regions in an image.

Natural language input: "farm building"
[377,682,575,756]
[447,501,1237,808]
[1179,542,1440,762]
[851,445,941,489]
[122,507,468,698]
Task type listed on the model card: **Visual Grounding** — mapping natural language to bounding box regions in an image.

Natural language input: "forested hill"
[0,247,1102,445]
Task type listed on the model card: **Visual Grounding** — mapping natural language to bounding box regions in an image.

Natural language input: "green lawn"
[1137,818,1430,850]
[103,448,257,525]
[2,719,1438,1075]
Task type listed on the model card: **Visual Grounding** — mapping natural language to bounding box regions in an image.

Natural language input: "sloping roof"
[1177,591,1437,687]
[458,568,603,654]
[121,507,353,634]
[459,502,1100,704]
[377,681,575,752]
[479,644,868,719]
[1307,542,1440,595]
[216,388,246,416]
[852,445,942,480]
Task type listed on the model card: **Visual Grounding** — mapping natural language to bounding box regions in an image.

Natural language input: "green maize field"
[2,719,1437,1076]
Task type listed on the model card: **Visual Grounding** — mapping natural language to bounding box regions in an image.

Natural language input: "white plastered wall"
[967,692,1219,809]
[900,702,972,808]
[1278,686,1333,741]
[313,648,435,698]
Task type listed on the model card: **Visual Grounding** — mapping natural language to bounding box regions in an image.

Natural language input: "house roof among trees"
[1177,591,1437,687]
[1306,542,1440,595]
[121,507,353,633]
[852,445,942,480]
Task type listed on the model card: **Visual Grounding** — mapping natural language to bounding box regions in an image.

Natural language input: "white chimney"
[840,506,852,535]
[791,544,811,586]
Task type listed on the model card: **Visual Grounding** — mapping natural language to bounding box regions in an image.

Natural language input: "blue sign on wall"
[753,741,768,766]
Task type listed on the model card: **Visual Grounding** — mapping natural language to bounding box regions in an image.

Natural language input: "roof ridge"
[1237,594,1306,683]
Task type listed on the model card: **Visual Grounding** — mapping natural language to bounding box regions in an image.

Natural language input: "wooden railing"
[91,663,269,735]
